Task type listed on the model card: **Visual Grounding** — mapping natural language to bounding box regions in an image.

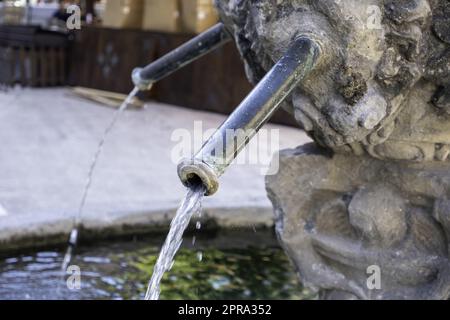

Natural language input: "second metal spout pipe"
[178,36,322,196]
[132,23,231,90]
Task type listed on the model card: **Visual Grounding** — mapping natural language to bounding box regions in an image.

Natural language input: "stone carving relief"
[215,0,450,299]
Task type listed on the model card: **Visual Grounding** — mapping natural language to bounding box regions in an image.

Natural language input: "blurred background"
[0,0,311,300]
[0,0,296,124]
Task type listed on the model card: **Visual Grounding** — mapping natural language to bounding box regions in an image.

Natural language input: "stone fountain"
[215,0,450,299]
[133,0,449,300]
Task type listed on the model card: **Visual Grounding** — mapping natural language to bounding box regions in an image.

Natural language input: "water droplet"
[197,252,203,262]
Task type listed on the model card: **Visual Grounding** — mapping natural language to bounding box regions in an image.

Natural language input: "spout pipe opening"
[178,159,220,196]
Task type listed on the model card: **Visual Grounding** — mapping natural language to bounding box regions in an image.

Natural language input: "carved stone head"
[216,0,449,161]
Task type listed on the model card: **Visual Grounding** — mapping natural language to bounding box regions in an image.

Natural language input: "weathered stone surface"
[215,0,450,300]
[216,0,449,161]
[266,144,450,300]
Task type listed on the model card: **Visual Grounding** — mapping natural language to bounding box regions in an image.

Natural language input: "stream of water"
[61,87,140,275]
[145,185,205,300]
[57,86,206,301]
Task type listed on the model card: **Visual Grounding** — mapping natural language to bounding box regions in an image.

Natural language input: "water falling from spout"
[75,86,140,229]
[145,184,205,300]
[59,87,140,283]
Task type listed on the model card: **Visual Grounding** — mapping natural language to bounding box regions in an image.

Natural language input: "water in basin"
[0,231,313,300]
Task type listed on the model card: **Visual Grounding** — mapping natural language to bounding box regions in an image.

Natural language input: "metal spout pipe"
[132,23,231,90]
[178,36,322,196]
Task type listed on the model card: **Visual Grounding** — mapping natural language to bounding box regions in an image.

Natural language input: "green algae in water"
[129,247,311,300]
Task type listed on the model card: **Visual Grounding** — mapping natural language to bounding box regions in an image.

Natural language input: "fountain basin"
[0,230,313,300]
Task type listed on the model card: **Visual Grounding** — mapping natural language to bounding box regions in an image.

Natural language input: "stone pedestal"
[266,144,450,300]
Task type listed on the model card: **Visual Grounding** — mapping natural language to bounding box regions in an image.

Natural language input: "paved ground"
[0,88,310,250]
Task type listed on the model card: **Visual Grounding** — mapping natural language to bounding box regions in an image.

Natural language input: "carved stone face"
[216,0,449,160]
